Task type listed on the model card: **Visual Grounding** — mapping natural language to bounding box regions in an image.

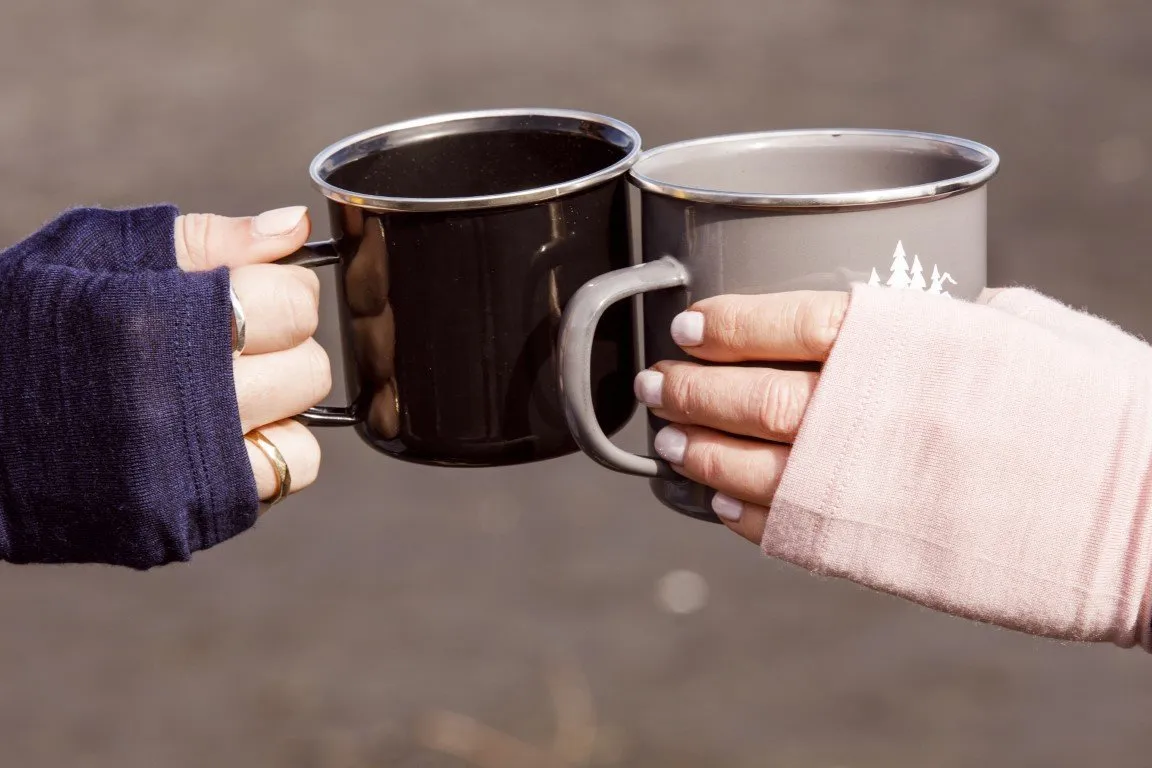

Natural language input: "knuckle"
[688,437,726,484]
[303,340,333,404]
[284,263,321,300]
[797,293,847,357]
[746,444,786,500]
[299,265,321,302]
[283,269,321,340]
[753,374,804,438]
[663,366,706,416]
[291,425,322,489]
[707,298,748,350]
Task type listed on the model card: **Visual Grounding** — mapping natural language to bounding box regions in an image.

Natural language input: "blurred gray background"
[1,1,1151,766]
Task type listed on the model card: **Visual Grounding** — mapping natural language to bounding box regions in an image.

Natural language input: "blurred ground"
[1,1,1151,766]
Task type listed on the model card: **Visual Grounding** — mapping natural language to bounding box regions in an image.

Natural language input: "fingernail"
[671,311,705,346]
[654,426,687,465]
[634,370,664,408]
[253,206,307,237]
[711,492,744,522]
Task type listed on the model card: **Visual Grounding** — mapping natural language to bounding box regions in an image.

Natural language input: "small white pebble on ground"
[655,569,709,615]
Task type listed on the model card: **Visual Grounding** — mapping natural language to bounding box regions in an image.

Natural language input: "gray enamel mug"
[558,128,1000,522]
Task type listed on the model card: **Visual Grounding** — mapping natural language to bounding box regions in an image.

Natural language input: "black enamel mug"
[281,109,641,467]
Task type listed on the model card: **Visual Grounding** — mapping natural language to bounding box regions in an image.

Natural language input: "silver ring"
[229,283,247,357]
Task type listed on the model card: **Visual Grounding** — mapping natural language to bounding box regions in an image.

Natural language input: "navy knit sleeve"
[0,205,259,569]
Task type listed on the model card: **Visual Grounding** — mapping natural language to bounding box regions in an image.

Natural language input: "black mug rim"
[308,108,643,213]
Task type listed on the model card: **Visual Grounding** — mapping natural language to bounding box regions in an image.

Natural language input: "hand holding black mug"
[173,207,332,504]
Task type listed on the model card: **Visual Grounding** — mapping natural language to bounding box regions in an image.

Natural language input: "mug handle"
[275,240,361,427]
[558,256,690,477]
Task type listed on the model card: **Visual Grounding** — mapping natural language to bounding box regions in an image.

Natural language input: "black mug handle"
[275,240,360,427]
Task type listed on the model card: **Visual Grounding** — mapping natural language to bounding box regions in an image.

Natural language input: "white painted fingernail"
[654,426,687,465]
[253,206,307,237]
[711,492,744,522]
[670,311,704,346]
[634,370,664,408]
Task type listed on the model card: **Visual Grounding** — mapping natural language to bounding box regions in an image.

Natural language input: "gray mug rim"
[307,108,643,213]
[628,128,1000,210]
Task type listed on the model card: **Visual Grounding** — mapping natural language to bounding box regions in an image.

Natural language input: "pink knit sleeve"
[765,284,1152,649]
[979,286,1152,363]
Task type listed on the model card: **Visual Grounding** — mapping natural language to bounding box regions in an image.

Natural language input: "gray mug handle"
[558,256,690,477]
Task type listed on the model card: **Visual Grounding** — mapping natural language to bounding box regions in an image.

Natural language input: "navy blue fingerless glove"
[0,205,259,568]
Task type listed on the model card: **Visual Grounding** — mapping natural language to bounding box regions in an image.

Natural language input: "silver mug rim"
[628,128,1001,209]
[307,108,643,213]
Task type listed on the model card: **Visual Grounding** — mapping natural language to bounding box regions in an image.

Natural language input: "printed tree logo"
[927,264,956,296]
[885,241,912,289]
[909,254,927,290]
[871,241,955,299]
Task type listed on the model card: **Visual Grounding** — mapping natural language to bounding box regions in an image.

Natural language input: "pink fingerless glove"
[767,284,1152,650]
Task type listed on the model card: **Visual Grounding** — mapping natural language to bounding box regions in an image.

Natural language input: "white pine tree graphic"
[926,264,939,292]
[909,254,927,291]
[868,242,957,297]
[885,241,911,289]
[927,264,956,297]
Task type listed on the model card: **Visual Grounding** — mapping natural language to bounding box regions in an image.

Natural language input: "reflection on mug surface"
[281,109,643,467]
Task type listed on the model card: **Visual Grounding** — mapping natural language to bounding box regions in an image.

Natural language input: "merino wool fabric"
[0,206,257,569]
[767,284,1152,650]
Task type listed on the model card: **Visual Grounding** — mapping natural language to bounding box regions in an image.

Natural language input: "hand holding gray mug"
[559,129,1000,521]
[628,289,850,537]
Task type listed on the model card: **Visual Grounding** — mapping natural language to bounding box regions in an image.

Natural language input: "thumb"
[175,206,311,272]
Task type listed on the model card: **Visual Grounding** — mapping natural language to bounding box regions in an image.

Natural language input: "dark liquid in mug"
[328,130,626,198]
[324,127,638,467]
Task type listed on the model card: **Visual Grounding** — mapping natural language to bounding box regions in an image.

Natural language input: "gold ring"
[245,429,291,505]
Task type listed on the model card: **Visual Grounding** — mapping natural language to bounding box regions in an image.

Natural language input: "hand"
[174,207,330,503]
[634,291,849,544]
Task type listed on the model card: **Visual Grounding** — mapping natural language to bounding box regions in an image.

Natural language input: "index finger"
[669,291,849,363]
